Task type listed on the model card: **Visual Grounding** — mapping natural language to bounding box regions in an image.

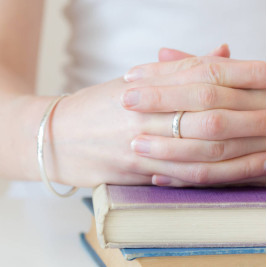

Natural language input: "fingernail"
[121,90,140,107]
[221,43,229,49]
[131,138,150,154]
[152,175,172,186]
[124,68,144,82]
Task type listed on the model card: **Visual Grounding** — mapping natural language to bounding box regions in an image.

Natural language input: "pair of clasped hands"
[53,45,266,188]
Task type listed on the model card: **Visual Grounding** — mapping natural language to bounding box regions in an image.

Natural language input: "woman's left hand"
[120,55,266,187]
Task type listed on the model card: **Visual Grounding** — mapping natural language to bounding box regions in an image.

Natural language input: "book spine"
[93,184,110,248]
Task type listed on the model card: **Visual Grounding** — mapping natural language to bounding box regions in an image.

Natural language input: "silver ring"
[172,111,184,138]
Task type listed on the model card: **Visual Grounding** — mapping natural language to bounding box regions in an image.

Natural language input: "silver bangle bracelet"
[37,94,78,198]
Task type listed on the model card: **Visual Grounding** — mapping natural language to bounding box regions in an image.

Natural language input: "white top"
[64,0,265,92]
[1,1,265,266]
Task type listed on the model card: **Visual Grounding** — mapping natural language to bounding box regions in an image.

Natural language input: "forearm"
[0,0,47,181]
[0,67,54,181]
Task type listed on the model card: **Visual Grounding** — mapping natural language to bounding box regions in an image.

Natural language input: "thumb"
[158,44,230,62]
[207,43,230,57]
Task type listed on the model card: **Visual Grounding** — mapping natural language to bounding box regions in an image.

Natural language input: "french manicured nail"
[152,175,172,186]
[131,138,150,154]
[124,68,144,82]
[121,90,140,107]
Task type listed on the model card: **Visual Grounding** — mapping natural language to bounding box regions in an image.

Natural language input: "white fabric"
[1,1,265,266]
[64,0,266,92]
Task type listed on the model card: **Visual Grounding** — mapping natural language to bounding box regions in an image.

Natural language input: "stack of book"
[81,184,266,266]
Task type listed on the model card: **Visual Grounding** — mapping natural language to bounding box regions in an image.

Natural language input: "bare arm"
[0,0,44,90]
[0,0,54,181]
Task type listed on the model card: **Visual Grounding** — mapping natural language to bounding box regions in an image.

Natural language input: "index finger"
[147,60,266,89]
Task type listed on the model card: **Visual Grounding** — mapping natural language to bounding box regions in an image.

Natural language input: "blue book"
[80,232,106,267]
[81,197,265,262]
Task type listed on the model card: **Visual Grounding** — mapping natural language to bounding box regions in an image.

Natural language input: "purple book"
[92,184,266,249]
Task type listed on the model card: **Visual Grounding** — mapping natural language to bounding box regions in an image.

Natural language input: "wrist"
[36,94,79,197]
[1,94,55,182]
[39,93,77,186]
[20,94,56,182]
[24,94,72,185]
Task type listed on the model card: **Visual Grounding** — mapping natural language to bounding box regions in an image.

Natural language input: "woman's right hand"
[45,78,176,187]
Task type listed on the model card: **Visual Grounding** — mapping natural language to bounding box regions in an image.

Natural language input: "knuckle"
[191,166,209,184]
[250,61,266,82]
[208,142,225,160]
[197,85,217,108]
[178,57,203,71]
[203,111,225,139]
[189,57,203,67]
[205,63,223,84]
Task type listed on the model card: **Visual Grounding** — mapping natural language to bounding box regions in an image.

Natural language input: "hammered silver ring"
[172,111,185,138]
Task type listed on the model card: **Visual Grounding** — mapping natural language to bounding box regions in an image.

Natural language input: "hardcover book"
[92,184,266,249]
[82,197,266,267]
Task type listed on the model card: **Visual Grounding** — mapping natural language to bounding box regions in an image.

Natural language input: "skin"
[122,53,266,187]
[0,0,223,187]
[1,1,264,189]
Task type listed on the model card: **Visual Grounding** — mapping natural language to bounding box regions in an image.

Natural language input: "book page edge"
[93,184,110,249]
